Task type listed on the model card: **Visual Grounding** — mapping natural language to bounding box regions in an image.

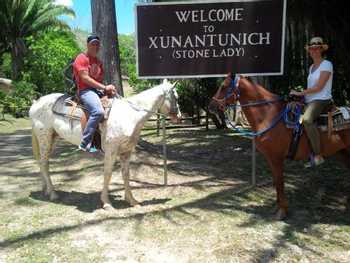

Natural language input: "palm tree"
[0,0,75,80]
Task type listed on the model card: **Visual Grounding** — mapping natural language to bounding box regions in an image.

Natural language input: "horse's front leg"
[101,150,116,210]
[266,157,288,220]
[120,151,139,206]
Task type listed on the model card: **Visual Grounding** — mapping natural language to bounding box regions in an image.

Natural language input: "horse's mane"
[128,83,165,103]
[240,77,278,99]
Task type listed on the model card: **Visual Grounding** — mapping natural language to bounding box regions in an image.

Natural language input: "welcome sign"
[135,0,286,78]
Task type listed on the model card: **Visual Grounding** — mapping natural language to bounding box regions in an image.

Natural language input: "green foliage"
[0,0,75,79]
[2,81,38,117]
[128,64,160,93]
[0,90,6,118]
[0,53,11,78]
[176,78,220,117]
[119,34,135,76]
[23,30,81,94]
[118,34,158,92]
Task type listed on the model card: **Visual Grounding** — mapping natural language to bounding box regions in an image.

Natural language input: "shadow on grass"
[29,190,171,213]
[1,171,349,263]
[2,126,350,261]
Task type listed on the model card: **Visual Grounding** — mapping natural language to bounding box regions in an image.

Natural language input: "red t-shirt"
[73,53,104,92]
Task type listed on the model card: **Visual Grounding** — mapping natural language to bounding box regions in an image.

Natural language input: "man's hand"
[289,90,304,97]
[105,84,116,96]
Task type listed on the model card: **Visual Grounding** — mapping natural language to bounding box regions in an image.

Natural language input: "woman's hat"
[305,37,329,51]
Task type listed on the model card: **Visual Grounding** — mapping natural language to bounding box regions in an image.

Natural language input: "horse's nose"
[169,113,181,124]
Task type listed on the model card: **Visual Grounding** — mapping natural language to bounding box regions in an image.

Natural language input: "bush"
[0,53,11,78]
[2,81,38,117]
[23,29,81,95]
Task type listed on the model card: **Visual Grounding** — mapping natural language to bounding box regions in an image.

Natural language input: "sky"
[55,0,138,34]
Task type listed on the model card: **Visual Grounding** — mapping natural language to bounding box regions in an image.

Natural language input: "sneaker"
[304,156,325,168]
[87,146,99,153]
[78,144,87,152]
[78,144,99,153]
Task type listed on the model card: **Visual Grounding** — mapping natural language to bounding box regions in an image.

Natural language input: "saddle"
[52,94,113,150]
[285,97,350,160]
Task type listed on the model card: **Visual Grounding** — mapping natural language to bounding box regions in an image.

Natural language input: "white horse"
[29,80,181,209]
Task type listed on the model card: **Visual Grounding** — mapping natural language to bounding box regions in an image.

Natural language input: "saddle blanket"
[318,106,350,132]
[339,106,350,120]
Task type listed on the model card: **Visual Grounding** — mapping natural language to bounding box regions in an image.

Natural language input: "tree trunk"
[91,0,124,96]
[10,40,24,80]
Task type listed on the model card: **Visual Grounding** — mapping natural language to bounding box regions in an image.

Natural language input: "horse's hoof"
[49,191,59,201]
[275,209,287,220]
[102,203,114,211]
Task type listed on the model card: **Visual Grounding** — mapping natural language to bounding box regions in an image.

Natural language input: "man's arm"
[78,70,106,91]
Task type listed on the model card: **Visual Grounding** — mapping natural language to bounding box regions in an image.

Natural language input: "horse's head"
[208,73,241,116]
[159,79,182,123]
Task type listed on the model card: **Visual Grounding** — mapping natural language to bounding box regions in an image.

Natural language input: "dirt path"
[1,122,350,262]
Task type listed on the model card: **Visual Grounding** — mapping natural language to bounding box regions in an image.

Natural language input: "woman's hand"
[289,90,304,97]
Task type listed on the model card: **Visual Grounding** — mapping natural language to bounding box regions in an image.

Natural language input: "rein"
[221,76,286,137]
[225,106,287,137]
[112,89,174,117]
[228,97,283,108]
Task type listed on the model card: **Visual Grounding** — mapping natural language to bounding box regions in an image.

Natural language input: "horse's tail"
[32,130,40,161]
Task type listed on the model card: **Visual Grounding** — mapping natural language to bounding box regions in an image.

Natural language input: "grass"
[0,114,31,134]
[0,118,349,262]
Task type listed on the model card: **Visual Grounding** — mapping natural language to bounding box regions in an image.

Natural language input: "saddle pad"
[52,94,84,120]
[52,94,114,120]
[338,106,350,119]
[318,107,350,132]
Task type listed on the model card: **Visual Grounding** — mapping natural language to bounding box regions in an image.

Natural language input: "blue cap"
[87,35,100,44]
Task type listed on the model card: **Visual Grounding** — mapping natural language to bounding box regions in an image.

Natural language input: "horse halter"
[161,87,179,117]
[225,75,240,100]
[213,75,240,110]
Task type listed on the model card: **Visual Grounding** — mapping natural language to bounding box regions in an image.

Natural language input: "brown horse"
[209,74,350,220]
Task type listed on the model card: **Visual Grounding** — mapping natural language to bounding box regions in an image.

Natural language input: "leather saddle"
[286,96,350,134]
[286,96,350,160]
[52,94,113,150]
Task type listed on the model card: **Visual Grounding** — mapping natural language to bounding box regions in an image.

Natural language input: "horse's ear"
[162,79,169,84]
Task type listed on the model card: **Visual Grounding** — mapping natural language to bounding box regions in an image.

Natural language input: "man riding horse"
[73,35,116,153]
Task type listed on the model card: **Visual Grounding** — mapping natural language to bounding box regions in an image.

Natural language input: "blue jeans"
[79,88,104,148]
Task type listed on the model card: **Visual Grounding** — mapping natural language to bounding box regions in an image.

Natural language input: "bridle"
[212,75,241,110]
[167,88,180,116]
[213,75,283,110]
[210,75,287,137]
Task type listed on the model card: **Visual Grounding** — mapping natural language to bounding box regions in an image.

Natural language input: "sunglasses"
[309,46,321,49]
[309,41,323,45]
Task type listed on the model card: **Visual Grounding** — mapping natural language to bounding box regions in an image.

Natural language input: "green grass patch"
[0,114,31,134]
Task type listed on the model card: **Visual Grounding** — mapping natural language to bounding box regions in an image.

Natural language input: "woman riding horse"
[209,73,350,220]
[290,37,333,167]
